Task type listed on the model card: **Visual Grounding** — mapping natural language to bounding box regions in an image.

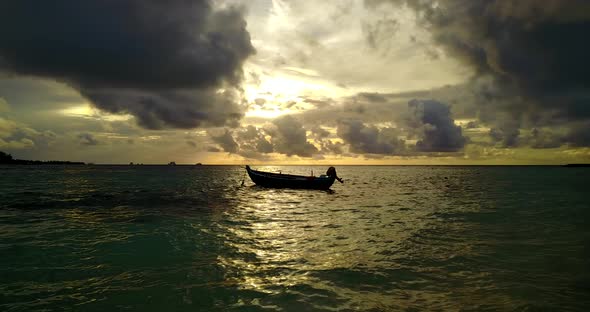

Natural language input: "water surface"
[1,165,589,311]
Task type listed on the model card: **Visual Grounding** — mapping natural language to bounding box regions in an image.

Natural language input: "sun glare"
[60,104,93,117]
[244,108,288,119]
[244,72,339,120]
[59,104,132,121]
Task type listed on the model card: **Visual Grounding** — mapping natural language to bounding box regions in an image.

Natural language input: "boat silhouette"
[245,165,343,190]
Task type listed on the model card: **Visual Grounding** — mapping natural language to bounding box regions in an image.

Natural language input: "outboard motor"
[326,167,343,183]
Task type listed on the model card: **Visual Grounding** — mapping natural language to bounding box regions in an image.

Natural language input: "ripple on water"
[1,165,589,311]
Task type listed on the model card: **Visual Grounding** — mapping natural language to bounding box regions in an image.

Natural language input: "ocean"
[1,165,589,311]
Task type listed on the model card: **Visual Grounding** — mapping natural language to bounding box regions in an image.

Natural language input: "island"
[0,151,85,165]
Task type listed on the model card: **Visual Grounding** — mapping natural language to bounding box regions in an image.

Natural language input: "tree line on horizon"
[0,151,85,165]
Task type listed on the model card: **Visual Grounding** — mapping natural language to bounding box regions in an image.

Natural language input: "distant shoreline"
[0,160,86,165]
[1,151,84,165]
[0,159,86,165]
[3,151,589,167]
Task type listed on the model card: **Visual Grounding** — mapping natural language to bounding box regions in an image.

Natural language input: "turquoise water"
[1,165,589,311]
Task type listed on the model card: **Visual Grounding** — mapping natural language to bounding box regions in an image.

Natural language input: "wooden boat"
[246,166,343,190]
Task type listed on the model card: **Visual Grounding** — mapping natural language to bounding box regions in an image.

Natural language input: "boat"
[245,165,343,190]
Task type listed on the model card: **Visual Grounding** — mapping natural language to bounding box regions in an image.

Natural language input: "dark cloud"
[310,126,344,155]
[0,0,254,129]
[207,146,221,152]
[302,96,335,109]
[311,126,330,139]
[337,119,405,154]
[564,122,590,147]
[210,122,344,158]
[268,116,318,157]
[366,0,590,146]
[78,133,99,146]
[210,129,238,153]
[368,0,590,94]
[526,128,563,149]
[236,125,260,141]
[82,88,243,130]
[255,138,274,154]
[186,141,197,148]
[407,99,466,152]
[235,125,273,154]
[489,122,520,148]
[301,96,466,155]
[464,121,479,129]
[209,125,275,159]
[210,118,317,158]
[319,140,346,155]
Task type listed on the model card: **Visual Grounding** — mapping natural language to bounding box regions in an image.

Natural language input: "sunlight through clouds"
[0,0,588,164]
[60,104,132,122]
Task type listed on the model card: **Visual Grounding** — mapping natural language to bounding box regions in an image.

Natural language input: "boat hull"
[246,166,336,190]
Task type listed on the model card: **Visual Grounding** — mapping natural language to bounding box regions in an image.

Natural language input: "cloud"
[362,16,400,52]
[255,136,274,154]
[210,129,238,153]
[0,118,15,137]
[564,122,590,147]
[302,97,335,109]
[319,140,346,155]
[525,128,563,149]
[235,125,273,155]
[209,122,345,158]
[210,116,319,158]
[367,0,590,145]
[82,88,243,130]
[0,97,9,112]
[311,126,331,139]
[299,93,411,127]
[267,115,318,157]
[0,117,56,150]
[407,99,466,152]
[0,0,254,129]
[489,122,520,148]
[369,0,590,94]
[337,119,405,154]
[0,137,34,150]
[78,133,99,146]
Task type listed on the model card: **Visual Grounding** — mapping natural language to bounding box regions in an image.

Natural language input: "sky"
[1,0,589,164]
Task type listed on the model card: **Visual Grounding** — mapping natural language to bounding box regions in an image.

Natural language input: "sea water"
[1,165,589,311]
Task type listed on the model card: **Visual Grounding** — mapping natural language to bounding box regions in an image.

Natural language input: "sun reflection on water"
[3,166,585,310]
[208,166,515,309]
